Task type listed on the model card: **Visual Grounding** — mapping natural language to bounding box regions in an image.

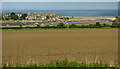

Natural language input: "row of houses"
[2,12,60,21]
[26,12,60,21]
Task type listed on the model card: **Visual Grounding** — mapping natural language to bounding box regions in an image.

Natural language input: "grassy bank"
[1,22,120,31]
[1,58,118,68]
[1,27,119,31]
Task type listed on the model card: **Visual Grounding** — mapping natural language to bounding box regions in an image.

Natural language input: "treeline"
[38,22,119,28]
[2,22,120,29]
[2,12,27,20]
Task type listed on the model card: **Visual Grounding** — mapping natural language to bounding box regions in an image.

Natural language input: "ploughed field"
[2,29,118,65]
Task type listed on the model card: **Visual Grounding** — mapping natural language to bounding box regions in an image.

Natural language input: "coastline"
[1,16,115,23]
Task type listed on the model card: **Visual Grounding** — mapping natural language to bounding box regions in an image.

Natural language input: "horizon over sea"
[2,10,118,17]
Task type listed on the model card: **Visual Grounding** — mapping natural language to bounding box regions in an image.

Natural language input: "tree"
[58,23,65,27]
[20,24,22,28]
[13,15,19,20]
[9,15,18,20]
[111,21,119,28]
[5,17,10,20]
[8,12,19,20]
[46,15,49,20]
[103,23,106,26]
[112,21,118,25]
[59,17,63,19]
[115,16,118,19]
[44,25,50,28]
[66,17,69,20]
[89,24,94,28]
[36,25,41,28]
[115,16,120,22]
[11,12,15,15]
[21,14,27,20]
[95,22,101,28]
[2,16,4,20]
[69,23,76,28]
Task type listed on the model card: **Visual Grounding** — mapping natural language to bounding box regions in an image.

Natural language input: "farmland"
[2,29,118,66]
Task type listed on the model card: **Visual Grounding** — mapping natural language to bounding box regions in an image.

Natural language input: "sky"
[2,2,118,10]
[1,0,120,2]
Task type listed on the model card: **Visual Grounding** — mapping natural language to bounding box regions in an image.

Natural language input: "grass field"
[2,29,118,66]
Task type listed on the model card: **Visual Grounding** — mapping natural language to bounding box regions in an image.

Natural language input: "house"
[16,13,22,18]
[26,12,60,21]
[26,12,32,20]
[32,12,37,20]
[2,13,10,19]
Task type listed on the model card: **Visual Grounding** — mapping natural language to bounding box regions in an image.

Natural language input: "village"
[1,12,117,28]
[2,12,61,21]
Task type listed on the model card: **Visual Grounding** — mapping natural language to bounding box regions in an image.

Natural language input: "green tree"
[115,16,118,18]
[46,15,49,20]
[44,25,50,28]
[2,16,4,20]
[21,14,27,20]
[58,23,65,27]
[8,12,19,20]
[115,16,120,22]
[5,17,10,20]
[14,15,19,20]
[66,17,69,20]
[20,24,22,28]
[89,24,94,28]
[11,12,15,15]
[69,23,76,28]
[95,22,101,28]
[111,21,119,28]
[103,23,107,27]
[10,15,18,20]
[103,23,107,26]
[112,21,118,25]
[36,25,41,28]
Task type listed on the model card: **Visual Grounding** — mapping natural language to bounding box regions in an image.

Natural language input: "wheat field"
[2,29,118,65]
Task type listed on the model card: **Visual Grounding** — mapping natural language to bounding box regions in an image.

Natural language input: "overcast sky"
[1,0,120,2]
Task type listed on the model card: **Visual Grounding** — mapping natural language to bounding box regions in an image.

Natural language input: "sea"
[2,10,118,17]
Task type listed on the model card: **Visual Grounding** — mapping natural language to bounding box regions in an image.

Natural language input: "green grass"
[1,58,117,68]
[1,27,119,31]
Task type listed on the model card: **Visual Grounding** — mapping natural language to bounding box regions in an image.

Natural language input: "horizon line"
[1,1,120,2]
[2,9,118,10]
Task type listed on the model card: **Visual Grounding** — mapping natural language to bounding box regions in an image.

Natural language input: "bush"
[36,25,41,28]
[95,22,101,28]
[69,23,76,28]
[19,24,22,28]
[89,24,95,28]
[57,23,65,27]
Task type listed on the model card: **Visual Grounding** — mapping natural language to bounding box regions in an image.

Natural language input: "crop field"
[2,29,118,66]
